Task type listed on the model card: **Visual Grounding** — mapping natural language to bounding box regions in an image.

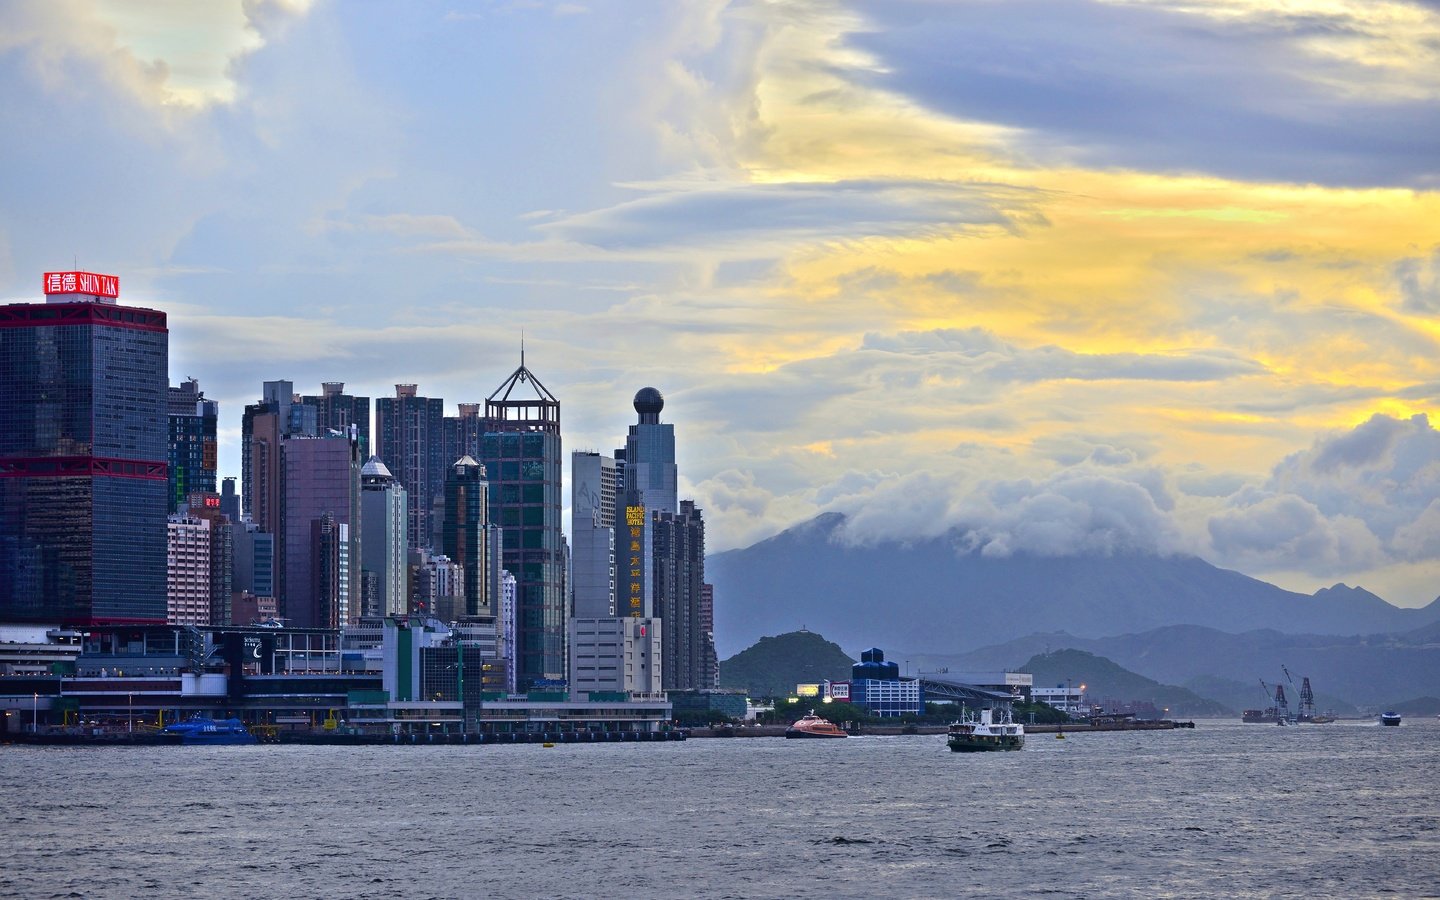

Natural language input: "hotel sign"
[44,271,120,298]
[625,504,644,616]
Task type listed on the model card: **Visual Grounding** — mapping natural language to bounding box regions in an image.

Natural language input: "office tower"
[571,451,617,619]
[0,271,168,624]
[241,380,317,532]
[614,387,677,618]
[233,519,275,600]
[498,570,517,693]
[280,431,362,628]
[167,378,218,513]
[166,513,212,625]
[376,385,446,552]
[360,456,409,617]
[220,477,240,521]
[302,382,371,460]
[653,500,707,690]
[441,456,492,618]
[478,356,564,689]
[444,402,483,462]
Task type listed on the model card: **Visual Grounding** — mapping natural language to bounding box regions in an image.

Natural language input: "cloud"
[1392,247,1440,313]
[847,0,1440,186]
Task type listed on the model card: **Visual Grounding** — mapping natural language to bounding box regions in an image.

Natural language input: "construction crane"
[1260,677,1290,721]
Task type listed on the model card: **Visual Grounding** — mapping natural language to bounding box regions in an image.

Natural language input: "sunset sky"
[2,0,1438,605]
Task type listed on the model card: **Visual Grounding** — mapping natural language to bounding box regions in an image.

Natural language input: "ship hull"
[948,735,1024,752]
[784,728,847,739]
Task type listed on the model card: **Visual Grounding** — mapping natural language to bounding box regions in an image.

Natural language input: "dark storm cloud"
[847,0,1440,187]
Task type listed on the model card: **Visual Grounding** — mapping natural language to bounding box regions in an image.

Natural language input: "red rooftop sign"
[44,271,119,298]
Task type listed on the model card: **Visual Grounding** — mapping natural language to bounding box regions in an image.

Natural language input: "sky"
[2,0,1439,606]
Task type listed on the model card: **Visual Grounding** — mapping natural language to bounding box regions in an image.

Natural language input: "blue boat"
[162,717,258,745]
[1380,711,1402,727]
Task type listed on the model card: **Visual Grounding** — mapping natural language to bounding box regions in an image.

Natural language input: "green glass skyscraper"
[479,355,564,689]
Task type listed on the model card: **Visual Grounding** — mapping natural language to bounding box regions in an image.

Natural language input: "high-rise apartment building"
[182,491,234,627]
[653,500,708,691]
[443,402,484,463]
[478,357,565,689]
[376,385,446,552]
[571,451,617,619]
[302,382,371,460]
[166,514,212,625]
[167,378,218,513]
[0,271,169,624]
[360,456,409,617]
[441,456,492,618]
[280,431,362,628]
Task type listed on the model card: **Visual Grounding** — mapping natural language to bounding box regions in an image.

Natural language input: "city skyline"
[2,2,1439,607]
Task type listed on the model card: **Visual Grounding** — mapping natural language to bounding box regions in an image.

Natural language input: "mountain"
[709,513,1440,657]
[914,624,1440,709]
[1021,649,1231,717]
[717,630,855,699]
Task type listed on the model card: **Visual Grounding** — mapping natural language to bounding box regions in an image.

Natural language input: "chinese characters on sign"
[43,271,120,298]
[625,504,645,616]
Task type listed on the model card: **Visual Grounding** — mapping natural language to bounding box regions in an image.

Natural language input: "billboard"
[44,271,120,298]
[625,504,644,616]
[829,682,851,701]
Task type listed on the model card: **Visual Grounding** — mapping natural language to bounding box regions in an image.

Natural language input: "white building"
[166,514,212,625]
[1033,685,1089,716]
[568,616,662,695]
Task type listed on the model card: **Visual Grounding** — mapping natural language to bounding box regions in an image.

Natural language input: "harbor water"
[2,720,1436,898]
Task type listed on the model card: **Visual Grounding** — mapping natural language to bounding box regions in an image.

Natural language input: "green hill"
[1021,649,1233,717]
[719,630,855,699]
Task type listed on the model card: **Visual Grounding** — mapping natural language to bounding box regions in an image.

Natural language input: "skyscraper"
[478,356,565,689]
[376,385,446,552]
[280,431,362,628]
[241,380,317,532]
[653,500,708,690]
[0,271,168,624]
[167,378,218,513]
[302,382,371,460]
[614,387,677,618]
[443,402,484,463]
[571,451,617,619]
[360,456,409,617]
[441,456,492,618]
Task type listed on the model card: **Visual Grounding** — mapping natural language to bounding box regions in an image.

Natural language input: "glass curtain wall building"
[167,378,218,513]
[479,356,565,689]
[376,385,445,552]
[0,273,169,624]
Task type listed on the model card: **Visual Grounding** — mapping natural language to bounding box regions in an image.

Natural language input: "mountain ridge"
[709,512,1440,659]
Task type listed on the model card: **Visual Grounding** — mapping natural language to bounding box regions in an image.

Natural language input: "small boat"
[947,707,1024,752]
[1380,711,1402,727]
[785,712,848,739]
[162,717,258,745]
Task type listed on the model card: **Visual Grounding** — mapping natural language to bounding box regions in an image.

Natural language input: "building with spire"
[477,352,565,689]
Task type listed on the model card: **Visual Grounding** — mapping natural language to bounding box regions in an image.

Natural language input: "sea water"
[1,720,1436,898]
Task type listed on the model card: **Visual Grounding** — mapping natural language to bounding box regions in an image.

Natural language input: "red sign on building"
[43,271,120,298]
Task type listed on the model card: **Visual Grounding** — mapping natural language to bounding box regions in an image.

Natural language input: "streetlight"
[128,692,133,734]
[32,692,38,734]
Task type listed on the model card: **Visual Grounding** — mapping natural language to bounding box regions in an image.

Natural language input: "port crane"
[1259,678,1290,722]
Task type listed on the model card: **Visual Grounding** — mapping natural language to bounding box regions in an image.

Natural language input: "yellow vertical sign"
[625,505,644,616]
